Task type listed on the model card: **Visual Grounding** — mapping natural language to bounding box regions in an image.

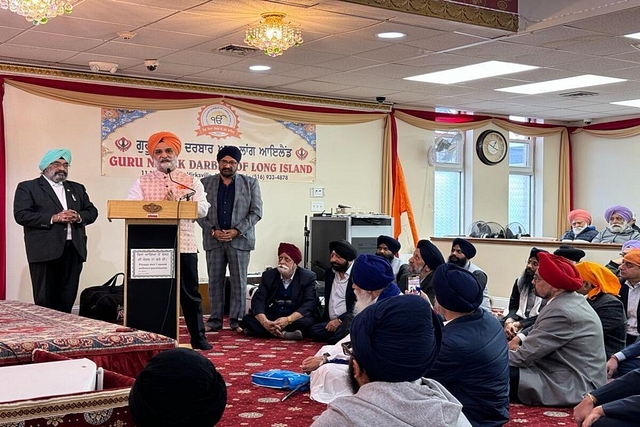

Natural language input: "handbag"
[79,273,124,323]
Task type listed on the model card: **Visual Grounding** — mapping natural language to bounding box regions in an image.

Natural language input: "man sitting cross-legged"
[300,253,401,404]
[240,242,319,340]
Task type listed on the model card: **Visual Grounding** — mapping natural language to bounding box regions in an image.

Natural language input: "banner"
[101,102,316,182]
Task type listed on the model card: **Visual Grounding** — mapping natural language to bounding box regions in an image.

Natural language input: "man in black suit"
[309,240,357,344]
[241,242,319,340]
[14,149,98,313]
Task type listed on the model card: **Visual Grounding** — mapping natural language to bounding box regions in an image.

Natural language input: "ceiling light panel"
[404,61,538,84]
[496,75,626,95]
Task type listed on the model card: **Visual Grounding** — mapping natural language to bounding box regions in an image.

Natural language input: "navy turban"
[129,348,227,427]
[417,239,445,270]
[352,253,395,291]
[452,237,476,259]
[554,245,585,263]
[377,235,401,254]
[433,263,483,313]
[529,247,547,260]
[217,145,242,162]
[351,295,441,383]
[329,239,357,261]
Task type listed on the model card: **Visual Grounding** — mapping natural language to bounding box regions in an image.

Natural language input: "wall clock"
[476,129,508,165]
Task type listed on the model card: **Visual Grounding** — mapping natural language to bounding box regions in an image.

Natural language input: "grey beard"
[353,289,375,315]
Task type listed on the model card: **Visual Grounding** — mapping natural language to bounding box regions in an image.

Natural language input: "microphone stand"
[303,215,310,269]
[167,167,196,200]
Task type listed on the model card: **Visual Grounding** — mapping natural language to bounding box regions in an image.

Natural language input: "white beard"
[353,289,376,315]
[609,222,628,233]
[276,264,292,278]
[572,226,585,235]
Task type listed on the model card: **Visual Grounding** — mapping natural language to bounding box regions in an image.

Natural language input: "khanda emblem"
[295,147,308,161]
[115,137,132,152]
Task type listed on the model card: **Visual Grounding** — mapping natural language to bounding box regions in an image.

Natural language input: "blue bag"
[251,369,310,390]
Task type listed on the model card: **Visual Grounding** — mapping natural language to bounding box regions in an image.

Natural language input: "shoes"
[204,324,222,332]
[282,330,303,341]
[231,326,244,333]
[191,339,213,350]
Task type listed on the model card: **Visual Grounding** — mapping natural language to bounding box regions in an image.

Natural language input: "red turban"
[147,131,182,157]
[537,252,582,291]
[567,209,591,225]
[278,243,302,265]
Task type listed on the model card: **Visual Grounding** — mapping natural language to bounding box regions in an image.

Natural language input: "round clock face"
[476,130,508,165]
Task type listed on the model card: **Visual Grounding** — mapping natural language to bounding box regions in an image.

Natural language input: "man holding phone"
[399,239,445,304]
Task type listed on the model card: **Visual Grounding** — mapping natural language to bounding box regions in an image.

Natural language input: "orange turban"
[575,261,621,299]
[537,252,582,291]
[567,209,592,225]
[623,249,640,267]
[147,131,182,157]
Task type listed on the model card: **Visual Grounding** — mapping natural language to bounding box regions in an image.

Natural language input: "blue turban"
[433,263,483,312]
[417,239,445,270]
[129,348,227,427]
[377,235,401,254]
[452,237,476,259]
[351,295,441,383]
[604,205,633,223]
[352,254,395,291]
[39,148,71,171]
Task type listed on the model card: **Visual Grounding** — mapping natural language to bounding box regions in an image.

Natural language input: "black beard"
[220,167,236,178]
[524,268,535,277]
[331,261,349,272]
[347,359,360,394]
[448,255,466,267]
[376,252,394,262]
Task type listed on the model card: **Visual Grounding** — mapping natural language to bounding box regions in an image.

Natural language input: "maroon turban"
[278,243,302,265]
[537,252,582,291]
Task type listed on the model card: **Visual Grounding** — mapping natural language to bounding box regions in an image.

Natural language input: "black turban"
[351,295,441,383]
[529,247,548,260]
[129,348,227,427]
[329,239,357,261]
[352,254,395,291]
[217,145,242,162]
[377,235,401,254]
[417,239,445,270]
[452,237,476,259]
[433,263,483,313]
[554,245,586,263]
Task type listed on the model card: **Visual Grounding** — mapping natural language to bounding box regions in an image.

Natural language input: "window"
[508,137,533,234]
[433,129,464,236]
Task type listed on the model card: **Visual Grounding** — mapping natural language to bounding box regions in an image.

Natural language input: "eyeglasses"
[341,341,353,357]
[219,160,238,166]
[50,162,69,169]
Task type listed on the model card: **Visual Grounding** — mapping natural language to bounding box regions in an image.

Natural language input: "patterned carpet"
[179,322,575,427]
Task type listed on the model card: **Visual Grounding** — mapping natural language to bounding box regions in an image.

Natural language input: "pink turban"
[147,131,182,157]
[567,209,592,225]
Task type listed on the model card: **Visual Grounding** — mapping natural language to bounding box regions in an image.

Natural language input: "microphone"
[166,166,196,201]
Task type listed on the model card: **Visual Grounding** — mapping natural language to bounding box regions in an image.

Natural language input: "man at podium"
[127,131,212,350]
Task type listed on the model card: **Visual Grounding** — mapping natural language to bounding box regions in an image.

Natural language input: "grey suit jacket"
[14,176,98,263]
[509,291,607,406]
[198,173,262,251]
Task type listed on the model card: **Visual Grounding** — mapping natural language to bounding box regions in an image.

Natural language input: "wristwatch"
[321,352,331,365]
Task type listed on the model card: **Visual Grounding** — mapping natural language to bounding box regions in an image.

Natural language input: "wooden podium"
[107,200,197,339]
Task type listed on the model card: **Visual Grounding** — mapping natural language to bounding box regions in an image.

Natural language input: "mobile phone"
[407,275,421,294]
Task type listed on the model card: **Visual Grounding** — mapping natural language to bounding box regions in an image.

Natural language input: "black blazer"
[321,268,356,322]
[250,267,320,319]
[14,176,98,263]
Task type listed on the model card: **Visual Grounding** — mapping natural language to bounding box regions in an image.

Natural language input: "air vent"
[558,91,598,98]
[216,44,261,56]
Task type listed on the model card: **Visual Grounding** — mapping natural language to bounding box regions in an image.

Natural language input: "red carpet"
[179,322,574,427]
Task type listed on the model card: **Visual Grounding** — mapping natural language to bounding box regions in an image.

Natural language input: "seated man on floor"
[617,248,640,346]
[574,368,640,427]
[560,209,598,242]
[311,296,471,427]
[448,238,491,310]
[508,252,606,406]
[398,239,445,301]
[428,263,509,427]
[129,348,227,427]
[503,248,548,346]
[301,253,401,404]
[375,235,408,282]
[554,245,586,264]
[309,240,357,344]
[592,205,640,244]
[240,243,319,340]
[575,261,627,358]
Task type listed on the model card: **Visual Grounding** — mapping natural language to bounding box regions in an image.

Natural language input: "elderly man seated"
[508,252,606,406]
[300,253,401,404]
[240,243,319,340]
[311,296,471,427]
[592,205,640,244]
[560,209,598,242]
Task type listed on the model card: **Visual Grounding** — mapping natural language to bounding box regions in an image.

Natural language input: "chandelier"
[0,0,73,25]
[245,12,303,57]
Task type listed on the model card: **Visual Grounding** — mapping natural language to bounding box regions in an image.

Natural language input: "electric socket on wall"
[310,201,325,212]
[311,187,324,197]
